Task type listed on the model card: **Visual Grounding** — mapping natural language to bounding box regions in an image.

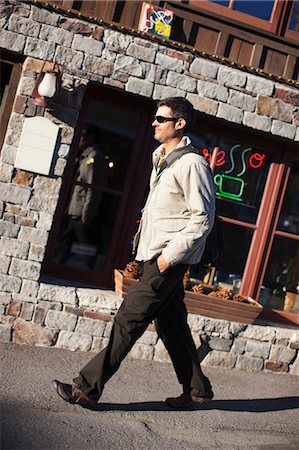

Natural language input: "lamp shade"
[37,72,57,98]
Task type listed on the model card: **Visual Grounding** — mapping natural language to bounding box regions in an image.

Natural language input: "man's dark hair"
[157,97,195,132]
[82,123,99,144]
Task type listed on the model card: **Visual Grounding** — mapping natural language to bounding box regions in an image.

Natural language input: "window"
[189,0,285,33]
[0,53,23,150]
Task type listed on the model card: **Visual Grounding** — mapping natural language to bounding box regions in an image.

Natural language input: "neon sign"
[202,145,266,202]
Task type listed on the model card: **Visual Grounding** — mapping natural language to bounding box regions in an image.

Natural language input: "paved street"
[1,342,299,450]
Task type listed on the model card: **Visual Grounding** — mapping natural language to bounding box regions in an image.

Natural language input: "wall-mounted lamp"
[32,62,62,108]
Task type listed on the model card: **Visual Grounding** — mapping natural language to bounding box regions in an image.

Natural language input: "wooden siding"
[45,0,299,82]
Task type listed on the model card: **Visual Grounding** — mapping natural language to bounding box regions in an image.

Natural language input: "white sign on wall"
[15,116,60,176]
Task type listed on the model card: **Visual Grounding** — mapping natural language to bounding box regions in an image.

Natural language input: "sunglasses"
[154,115,178,123]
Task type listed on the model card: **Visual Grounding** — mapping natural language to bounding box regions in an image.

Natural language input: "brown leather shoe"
[165,393,213,410]
[51,379,97,406]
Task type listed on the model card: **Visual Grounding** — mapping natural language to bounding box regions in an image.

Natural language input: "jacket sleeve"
[161,159,215,266]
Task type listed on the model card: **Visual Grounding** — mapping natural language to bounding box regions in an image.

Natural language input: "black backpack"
[200,215,223,267]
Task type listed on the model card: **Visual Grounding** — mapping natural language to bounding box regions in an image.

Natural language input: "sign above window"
[138,2,174,38]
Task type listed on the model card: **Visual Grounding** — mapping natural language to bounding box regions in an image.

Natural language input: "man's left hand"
[157,254,169,273]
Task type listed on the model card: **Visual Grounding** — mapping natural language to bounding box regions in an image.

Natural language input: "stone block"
[104,79,125,90]
[39,300,62,311]
[202,350,237,369]
[130,343,154,361]
[187,314,206,332]
[290,342,299,350]
[0,314,15,325]
[12,167,34,185]
[13,319,58,346]
[39,283,76,305]
[0,162,13,183]
[231,338,247,354]
[55,330,92,351]
[36,212,53,231]
[0,274,22,293]
[64,305,84,317]
[24,37,55,60]
[0,145,18,165]
[136,330,158,346]
[1,237,30,259]
[30,5,60,26]
[40,24,73,47]
[9,258,41,281]
[0,255,11,274]
[166,71,197,93]
[257,96,293,123]
[0,221,20,239]
[271,120,296,139]
[245,340,271,359]
[269,345,296,364]
[8,14,40,37]
[84,310,112,322]
[114,54,146,77]
[0,324,12,342]
[235,355,264,371]
[243,112,271,132]
[217,103,243,123]
[153,85,185,100]
[7,300,22,317]
[91,337,109,353]
[29,176,62,214]
[246,76,274,96]
[60,126,74,145]
[84,55,114,76]
[166,48,193,62]
[60,18,93,35]
[103,29,132,51]
[28,244,45,262]
[217,67,247,87]
[229,322,247,336]
[54,158,67,177]
[0,292,12,305]
[13,95,27,114]
[72,34,104,56]
[102,49,117,62]
[125,77,153,97]
[0,182,31,206]
[54,46,84,70]
[12,293,38,305]
[208,337,233,352]
[190,58,218,79]
[103,321,113,338]
[21,279,39,297]
[77,288,121,311]
[33,306,47,325]
[0,29,26,53]
[197,79,229,102]
[3,129,21,147]
[242,325,276,342]
[127,43,156,63]
[156,52,185,72]
[20,302,34,321]
[45,310,77,331]
[276,328,299,342]
[227,90,256,112]
[75,316,106,337]
[153,339,171,363]
[274,87,299,106]
[265,361,288,373]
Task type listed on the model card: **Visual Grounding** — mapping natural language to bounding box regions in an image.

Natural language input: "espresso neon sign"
[202,145,266,202]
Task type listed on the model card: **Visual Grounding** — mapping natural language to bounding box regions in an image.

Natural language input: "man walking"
[52,97,215,410]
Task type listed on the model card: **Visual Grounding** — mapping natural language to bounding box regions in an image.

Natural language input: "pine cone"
[233,294,249,304]
[123,261,141,279]
[192,284,204,294]
[183,271,191,290]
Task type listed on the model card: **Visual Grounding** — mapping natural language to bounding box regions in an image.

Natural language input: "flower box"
[114,269,263,325]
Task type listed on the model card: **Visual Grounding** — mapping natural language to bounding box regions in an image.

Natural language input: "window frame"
[187,0,286,33]
[0,52,23,151]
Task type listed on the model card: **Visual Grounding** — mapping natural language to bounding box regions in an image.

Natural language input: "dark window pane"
[208,0,230,6]
[289,0,299,31]
[213,139,270,224]
[233,0,274,21]
[259,236,299,313]
[190,222,253,289]
[277,160,299,235]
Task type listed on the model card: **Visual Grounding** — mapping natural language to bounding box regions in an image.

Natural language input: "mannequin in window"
[56,124,107,265]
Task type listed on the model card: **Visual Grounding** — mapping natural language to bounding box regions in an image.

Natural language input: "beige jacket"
[135,136,215,266]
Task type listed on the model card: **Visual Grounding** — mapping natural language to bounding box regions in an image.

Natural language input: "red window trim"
[187,0,285,34]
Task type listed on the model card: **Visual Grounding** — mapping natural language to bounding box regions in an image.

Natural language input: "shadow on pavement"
[83,396,299,412]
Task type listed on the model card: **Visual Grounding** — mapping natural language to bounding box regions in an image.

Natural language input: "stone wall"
[0,281,298,376]
[0,1,298,377]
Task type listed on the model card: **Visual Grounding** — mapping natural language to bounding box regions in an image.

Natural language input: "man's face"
[152,105,180,143]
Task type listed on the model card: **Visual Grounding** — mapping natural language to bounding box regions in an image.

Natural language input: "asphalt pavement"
[1,342,299,450]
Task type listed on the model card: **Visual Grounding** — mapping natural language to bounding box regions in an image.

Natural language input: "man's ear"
[175,117,186,131]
